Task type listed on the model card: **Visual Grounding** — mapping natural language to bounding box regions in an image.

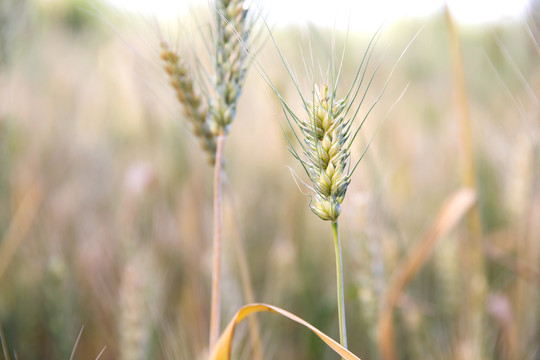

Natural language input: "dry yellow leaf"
[209,303,362,360]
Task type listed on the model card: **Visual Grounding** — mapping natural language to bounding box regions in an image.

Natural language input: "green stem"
[332,221,348,354]
[210,134,226,349]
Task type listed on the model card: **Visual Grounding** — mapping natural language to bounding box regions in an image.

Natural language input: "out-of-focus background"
[0,0,539,359]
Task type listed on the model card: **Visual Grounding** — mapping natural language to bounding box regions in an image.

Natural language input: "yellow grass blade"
[445,7,486,358]
[209,303,362,360]
[377,188,477,360]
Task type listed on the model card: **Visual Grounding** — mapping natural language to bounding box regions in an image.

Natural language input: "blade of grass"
[208,303,363,360]
[445,7,487,360]
[69,326,84,360]
[0,325,10,360]
[377,188,477,360]
[95,347,106,360]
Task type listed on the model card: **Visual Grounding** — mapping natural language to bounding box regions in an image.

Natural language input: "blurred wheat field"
[0,0,539,359]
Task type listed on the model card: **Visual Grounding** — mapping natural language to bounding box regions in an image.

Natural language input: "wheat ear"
[207,0,252,136]
[302,83,351,221]
[160,42,217,163]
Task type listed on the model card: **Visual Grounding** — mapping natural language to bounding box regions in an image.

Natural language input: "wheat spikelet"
[302,83,351,221]
[160,42,217,163]
[208,0,252,135]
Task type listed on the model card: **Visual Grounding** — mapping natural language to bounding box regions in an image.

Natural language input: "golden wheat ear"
[159,41,217,164]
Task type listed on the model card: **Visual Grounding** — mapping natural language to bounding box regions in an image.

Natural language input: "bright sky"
[107,0,531,31]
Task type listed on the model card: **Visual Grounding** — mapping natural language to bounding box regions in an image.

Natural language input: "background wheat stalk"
[445,7,487,359]
[208,0,252,348]
[159,0,254,351]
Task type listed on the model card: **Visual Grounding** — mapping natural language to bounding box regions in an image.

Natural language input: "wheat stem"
[332,221,348,353]
[210,133,226,348]
[445,7,486,359]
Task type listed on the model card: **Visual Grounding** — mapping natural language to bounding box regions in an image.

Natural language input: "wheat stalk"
[260,31,382,353]
[119,252,150,360]
[207,0,254,349]
[254,22,418,355]
[445,7,486,360]
[159,0,255,351]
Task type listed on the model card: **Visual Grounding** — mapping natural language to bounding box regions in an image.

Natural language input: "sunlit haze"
[107,0,531,31]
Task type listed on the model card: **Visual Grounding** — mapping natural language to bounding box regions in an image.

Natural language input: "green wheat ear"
[303,83,351,221]
[268,29,383,222]
[252,24,418,221]
[251,28,387,352]
[248,24,418,352]
[207,0,253,136]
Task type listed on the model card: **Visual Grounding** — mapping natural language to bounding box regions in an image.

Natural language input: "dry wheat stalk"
[159,0,255,351]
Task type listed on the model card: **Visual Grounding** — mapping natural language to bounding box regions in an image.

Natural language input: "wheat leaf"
[209,303,362,360]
